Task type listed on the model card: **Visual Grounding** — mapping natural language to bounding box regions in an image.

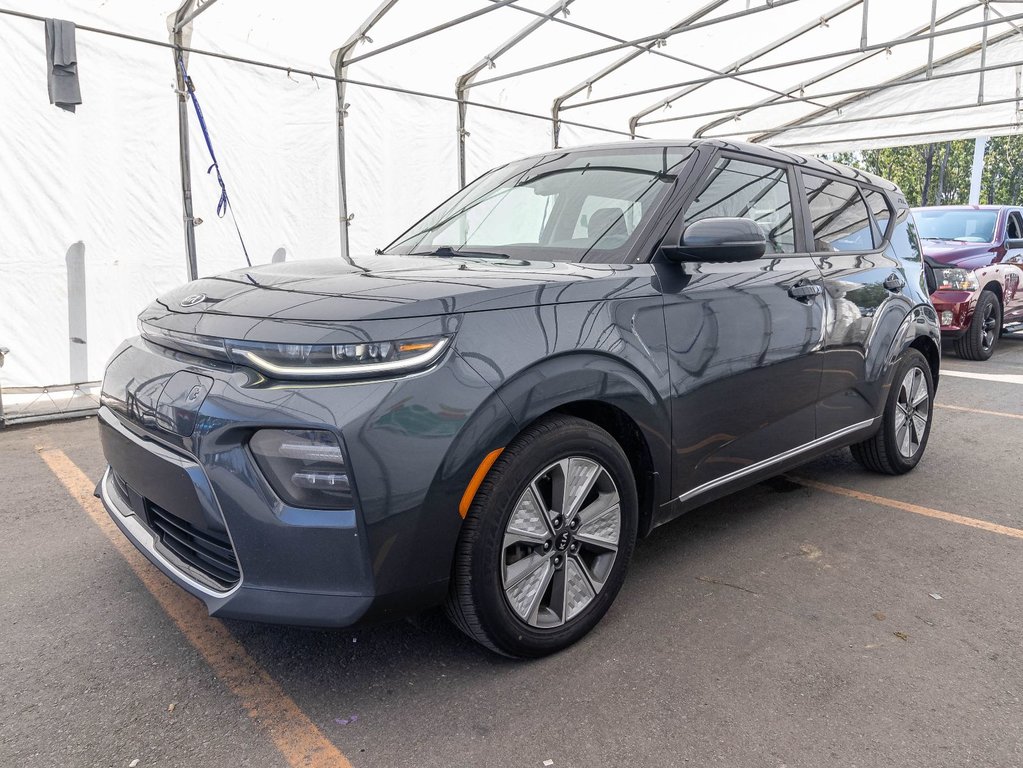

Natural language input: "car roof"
[529,138,899,193]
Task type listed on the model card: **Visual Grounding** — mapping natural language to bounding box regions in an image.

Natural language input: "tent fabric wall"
[2,0,1022,399]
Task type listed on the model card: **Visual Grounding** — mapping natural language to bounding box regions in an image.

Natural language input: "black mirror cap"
[1006,238,1023,250]
[662,217,767,263]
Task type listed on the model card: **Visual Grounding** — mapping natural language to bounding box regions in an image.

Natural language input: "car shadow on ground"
[220,472,819,687]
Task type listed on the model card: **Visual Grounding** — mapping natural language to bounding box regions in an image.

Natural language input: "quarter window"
[804,176,874,252]
[685,157,795,254]
[863,189,892,245]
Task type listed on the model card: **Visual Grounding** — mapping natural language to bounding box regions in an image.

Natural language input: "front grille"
[146,502,241,590]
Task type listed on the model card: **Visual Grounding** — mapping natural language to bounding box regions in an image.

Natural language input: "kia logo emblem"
[180,293,207,307]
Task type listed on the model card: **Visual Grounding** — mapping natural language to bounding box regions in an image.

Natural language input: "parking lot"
[2,336,1022,768]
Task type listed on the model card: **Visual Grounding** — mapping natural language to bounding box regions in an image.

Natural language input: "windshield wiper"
[411,246,508,259]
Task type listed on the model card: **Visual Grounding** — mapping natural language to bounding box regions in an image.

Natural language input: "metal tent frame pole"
[691,3,976,138]
[168,0,224,282]
[626,0,863,137]
[457,0,572,187]
[169,0,199,281]
[559,9,1023,116]
[550,0,729,148]
[330,0,399,263]
[750,29,1020,144]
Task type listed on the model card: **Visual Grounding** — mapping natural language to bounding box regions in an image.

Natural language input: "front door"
[661,153,825,504]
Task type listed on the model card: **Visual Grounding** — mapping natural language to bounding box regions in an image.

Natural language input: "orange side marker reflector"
[459,447,504,518]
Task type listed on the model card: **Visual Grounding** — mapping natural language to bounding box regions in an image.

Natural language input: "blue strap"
[177,54,252,267]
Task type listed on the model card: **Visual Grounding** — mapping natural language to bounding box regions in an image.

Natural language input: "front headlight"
[936,268,979,291]
[139,320,450,380]
[227,336,450,380]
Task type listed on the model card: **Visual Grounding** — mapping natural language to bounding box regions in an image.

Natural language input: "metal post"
[970,136,989,205]
[457,0,571,185]
[169,1,199,281]
[860,0,869,49]
[927,0,938,78]
[330,1,399,263]
[979,1,990,104]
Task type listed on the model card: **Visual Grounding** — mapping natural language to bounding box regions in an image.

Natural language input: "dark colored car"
[98,140,940,658]
[914,205,1023,360]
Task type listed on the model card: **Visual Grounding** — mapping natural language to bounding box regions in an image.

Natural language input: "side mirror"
[662,217,767,263]
[1005,238,1023,250]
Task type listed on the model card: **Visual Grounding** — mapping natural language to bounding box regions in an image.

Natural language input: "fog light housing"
[249,429,352,509]
[941,310,954,326]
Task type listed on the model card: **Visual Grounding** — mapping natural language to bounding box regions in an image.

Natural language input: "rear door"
[661,151,826,505]
[804,174,912,435]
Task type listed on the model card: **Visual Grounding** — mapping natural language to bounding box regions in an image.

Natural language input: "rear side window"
[863,189,892,243]
[803,175,874,252]
[685,156,795,254]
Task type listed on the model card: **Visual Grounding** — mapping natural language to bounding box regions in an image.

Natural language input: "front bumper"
[95,333,504,627]
[929,289,977,337]
[97,407,376,626]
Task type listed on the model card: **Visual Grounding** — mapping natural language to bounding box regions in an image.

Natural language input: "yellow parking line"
[37,447,352,768]
[935,403,1023,420]
[791,475,1023,541]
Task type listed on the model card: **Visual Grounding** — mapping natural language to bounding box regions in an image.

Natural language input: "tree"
[822,135,1023,206]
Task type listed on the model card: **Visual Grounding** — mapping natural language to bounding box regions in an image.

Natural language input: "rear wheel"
[446,415,638,658]
[954,290,1001,360]
[851,349,934,475]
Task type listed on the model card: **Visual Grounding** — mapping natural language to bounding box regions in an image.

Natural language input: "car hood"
[152,254,656,322]
[921,241,998,271]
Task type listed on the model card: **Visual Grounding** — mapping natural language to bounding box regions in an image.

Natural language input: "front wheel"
[954,290,1001,360]
[446,415,638,658]
[851,348,934,475]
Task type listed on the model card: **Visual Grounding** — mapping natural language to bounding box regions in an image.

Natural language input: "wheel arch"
[474,353,671,538]
[889,304,941,390]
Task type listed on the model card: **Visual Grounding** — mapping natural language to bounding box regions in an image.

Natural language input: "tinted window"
[914,209,998,243]
[804,176,874,252]
[863,189,892,244]
[685,157,795,254]
[386,147,693,263]
[1007,211,1023,240]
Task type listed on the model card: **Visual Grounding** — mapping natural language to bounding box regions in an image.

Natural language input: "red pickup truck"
[913,205,1023,360]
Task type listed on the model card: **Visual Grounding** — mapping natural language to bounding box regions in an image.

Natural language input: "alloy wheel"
[981,301,998,351]
[894,366,930,459]
[501,457,621,629]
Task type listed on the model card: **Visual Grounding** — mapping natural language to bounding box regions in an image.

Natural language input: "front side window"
[804,176,874,252]
[1007,211,1023,240]
[914,209,999,243]
[385,147,693,263]
[684,157,795,254]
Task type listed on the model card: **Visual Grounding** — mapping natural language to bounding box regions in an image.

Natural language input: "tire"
[954,290,1001,360]
[850,348,934,475]
[446,414,638,658]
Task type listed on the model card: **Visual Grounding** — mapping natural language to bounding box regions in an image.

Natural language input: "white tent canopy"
[1,0,1021,415]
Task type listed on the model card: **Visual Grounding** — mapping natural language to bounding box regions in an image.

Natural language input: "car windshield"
[914,209,998,243]
[383,147,694,263]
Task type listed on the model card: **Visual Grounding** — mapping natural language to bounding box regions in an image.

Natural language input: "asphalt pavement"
[2,335,1022,768]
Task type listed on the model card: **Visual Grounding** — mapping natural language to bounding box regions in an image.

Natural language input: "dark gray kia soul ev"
[98,140,940,657]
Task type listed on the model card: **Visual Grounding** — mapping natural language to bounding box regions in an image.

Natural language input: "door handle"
[788,280,823,301]
[883,273,905,292]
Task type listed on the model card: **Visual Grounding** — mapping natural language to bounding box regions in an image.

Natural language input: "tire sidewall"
[880,349,934,473]
[466,419,638,658]
[970,292,1000,360]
